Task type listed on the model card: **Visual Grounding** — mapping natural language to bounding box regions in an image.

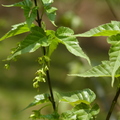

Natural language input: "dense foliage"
[0,0,120,120]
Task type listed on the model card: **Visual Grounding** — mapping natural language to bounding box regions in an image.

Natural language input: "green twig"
[33,0,56,111]
[106,87,120,120]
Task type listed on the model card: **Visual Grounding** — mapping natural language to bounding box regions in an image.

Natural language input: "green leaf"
[24,6,38,28]
[70,60,120,86]
[75,21,120,37]
[42,0,57,26]
[7,26,50,60]
[55,89,96,106]
[3,0,33,8]
[71,21,120,86]
[41,0,54,5]
[23,93,50,110]
[61,103,100,120]
[3,0,37,28]
[46,30,59,57]
[71,61,112,78]
[90,103,100,117]
[107,34,120,86]
[56,26,74,36]
[45,6,57,26]
[56,27,90,64]
[30,111,59,120]
[37,112,59,120]
[0,22,34,41]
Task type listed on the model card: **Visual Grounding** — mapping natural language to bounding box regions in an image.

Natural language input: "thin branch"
[33,0,56,111]
[106,87,120,120]
[46,70,56,110]
[34,0,42,27]
[106,0,119,21]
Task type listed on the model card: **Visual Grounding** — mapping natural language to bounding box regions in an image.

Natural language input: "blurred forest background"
[0,0,120,120]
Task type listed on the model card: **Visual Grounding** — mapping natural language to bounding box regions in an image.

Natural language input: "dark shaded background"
[0,0,120,120]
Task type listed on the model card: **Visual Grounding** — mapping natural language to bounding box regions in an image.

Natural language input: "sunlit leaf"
[56,27,90,64]
[2,0,33,8]
[46,30,59,57]
[23,93,50,110]
[107,34,120,86]
[41,0,54,5]
[71,61,112,77]
[3,0,37,28]
[45,6,57,26]
[24,6,38,28]
[60,103,100,120]
[75,21,120,37]
[55,89,96,106]
[90,103,100,117]
[42,0,57,26]
[56,26,74,36]
[70,60,120,86]
[7,26,50,60]
[0,22,34,41]
[71,21,120,86]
